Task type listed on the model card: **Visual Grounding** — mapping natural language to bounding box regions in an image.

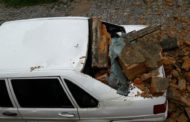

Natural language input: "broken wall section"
[90,17,169,97]
[119,25,169,96]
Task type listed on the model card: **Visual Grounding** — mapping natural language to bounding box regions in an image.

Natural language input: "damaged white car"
[0,17,167,122]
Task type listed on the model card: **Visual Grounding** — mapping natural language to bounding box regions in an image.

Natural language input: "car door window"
[11,78,73,108]
[64,79,98,108]
[0,80,13,107]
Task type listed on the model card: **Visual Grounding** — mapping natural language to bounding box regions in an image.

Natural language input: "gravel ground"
[0,0,188,23]
[0,0,189,41]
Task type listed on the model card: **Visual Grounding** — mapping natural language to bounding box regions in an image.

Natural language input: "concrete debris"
[150,77,169,95]
[185,107,190,119]
[133,78,142,85]
[162,36,190,120]
[120,24,162,69]
[95,70,108,84]
[168,102,177,113]
[91,17,111,68]
[120,63,147,81]
[183,40,190,47]
[160,37,179,51]
[137,41,162,69]
[121,24,161,43]
[169,110,181,121]
[162,56,176,65]
[165,118,176,122]
[133,70,159,85]
[91,18,168,96]
[171,70,180,78]
[119,38,162,80]
[185,72,190,82]
[168,87,181,102]
[182,57,190,71]
[119,45,146,65]
[178,78,186,91]
[177,113,188,122]
[140,72,158,82]
[187,85,190,92]
[181,97,190,107]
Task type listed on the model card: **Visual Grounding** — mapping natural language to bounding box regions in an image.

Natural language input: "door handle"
[2,111,18,116]
[58,112,75,118]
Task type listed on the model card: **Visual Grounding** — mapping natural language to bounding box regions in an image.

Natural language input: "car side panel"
[0,80,24,122]
[7,77,79,122]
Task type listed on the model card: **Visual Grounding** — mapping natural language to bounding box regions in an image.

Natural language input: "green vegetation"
[0,0,58,7]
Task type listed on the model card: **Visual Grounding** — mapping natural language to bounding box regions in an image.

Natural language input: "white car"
[0,17,167,122]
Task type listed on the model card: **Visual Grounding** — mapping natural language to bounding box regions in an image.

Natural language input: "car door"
[63,78,109,122]
[8,77,79,122]
[0,79,24,122]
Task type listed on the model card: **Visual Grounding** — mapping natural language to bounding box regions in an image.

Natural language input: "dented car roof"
[0,17,89,73]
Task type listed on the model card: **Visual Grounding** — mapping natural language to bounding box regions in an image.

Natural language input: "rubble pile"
[91,18,169,97]
[90,18,190,121]
[163,40,190,121]
[120,34,169,97]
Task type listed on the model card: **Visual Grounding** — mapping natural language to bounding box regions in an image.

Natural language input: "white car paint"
[0,17,167,122]
[0,69,167,122]
[122,25,148,33]
[0,17,89,72]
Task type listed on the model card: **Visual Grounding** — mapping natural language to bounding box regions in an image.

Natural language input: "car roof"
[0,17,89,73]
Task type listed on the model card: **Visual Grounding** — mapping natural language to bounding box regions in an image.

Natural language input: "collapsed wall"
[90,17,169,97]
[89,17,190,121]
